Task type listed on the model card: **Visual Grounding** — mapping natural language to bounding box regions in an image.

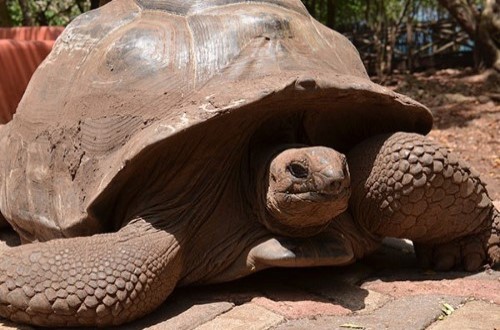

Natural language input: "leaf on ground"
[441,302,455,316]
[340,324,365,329]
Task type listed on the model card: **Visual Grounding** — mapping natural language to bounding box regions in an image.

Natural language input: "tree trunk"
[386,26,397,75]
[477,0,500,71]
[407,15,414,72]
[437,0,499,71]
[437,0,477,37]
[18,0,33,26]
[99,0,113,6]
[0,0,12,26]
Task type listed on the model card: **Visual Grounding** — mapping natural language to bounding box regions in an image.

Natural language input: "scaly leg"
[0,217,182,327]
[347,132,499,271]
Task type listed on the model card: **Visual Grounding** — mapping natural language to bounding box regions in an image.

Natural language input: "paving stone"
[353,290,392,315]
[283,263,376,287]
[245,263,382,317]
[0,318,34,330]
[276,295,464,330]
[287,279,391,314]
[122,292,234,330]
[466,268,500,281]
[195,303,284,330]
[363,277,500,304]
[252,296,350,319]
[323,286,390,315]
[179,280,262,306]
[253,279,351,318]
[365,268,499,283]
[427,300,500,330]
[145,301,234,330]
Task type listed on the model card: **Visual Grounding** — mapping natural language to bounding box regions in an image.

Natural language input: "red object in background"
[0,26,64,124]
[0,26,64,40]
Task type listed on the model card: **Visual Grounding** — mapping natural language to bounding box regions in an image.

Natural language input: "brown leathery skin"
[327,212,381,260]
[348,132,500,271]
[0,218,181,327]
[260,146,351,238]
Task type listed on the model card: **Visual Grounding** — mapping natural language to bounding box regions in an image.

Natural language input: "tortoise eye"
[288,162,309,179]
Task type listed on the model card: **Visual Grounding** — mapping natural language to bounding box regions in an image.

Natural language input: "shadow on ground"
[120,244,489,330]
[0,241,492,329]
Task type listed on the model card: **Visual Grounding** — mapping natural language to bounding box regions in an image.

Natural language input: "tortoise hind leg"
[347,132,500,271]
[0,217,182,327]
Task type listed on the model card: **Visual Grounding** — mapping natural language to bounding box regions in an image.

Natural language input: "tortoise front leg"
[0,217,182,327]
[347,132,499,271]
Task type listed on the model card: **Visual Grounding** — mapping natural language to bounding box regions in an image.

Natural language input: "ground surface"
[0,69,499,329]
[4,242,498,330]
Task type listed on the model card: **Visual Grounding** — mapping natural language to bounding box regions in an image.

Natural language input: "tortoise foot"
[416,209,500,272]
[415,235,486,272]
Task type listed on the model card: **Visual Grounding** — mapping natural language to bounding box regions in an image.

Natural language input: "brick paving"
[1,206,500,329]
[427,300,500,330]
[1,240,499,330]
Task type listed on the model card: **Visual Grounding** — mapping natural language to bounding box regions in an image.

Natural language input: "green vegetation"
[2,0,89,26]
[0,0,497,73]
[304,0,498,74]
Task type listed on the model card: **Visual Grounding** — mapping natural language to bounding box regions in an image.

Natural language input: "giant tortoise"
[0,0,498,327]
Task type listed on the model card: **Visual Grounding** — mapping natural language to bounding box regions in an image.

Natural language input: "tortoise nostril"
[327,180,343,194]
[288,162,309,179]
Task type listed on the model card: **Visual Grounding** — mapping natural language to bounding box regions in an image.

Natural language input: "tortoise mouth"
[283,186,351,203]
[263,188,351,238]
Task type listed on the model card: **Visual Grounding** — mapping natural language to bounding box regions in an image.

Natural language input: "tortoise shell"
[0,0,432,242]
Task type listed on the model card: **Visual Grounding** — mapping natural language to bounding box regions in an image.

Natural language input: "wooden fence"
[340,18,474,75]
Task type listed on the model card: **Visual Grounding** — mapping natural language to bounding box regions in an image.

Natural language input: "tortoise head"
[257,145,351,237]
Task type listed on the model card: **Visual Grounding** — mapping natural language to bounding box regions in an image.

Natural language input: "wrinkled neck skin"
[176,155,272,286]
[115,134,273,287]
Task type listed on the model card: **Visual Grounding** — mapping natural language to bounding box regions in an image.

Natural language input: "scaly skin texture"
[327,212,381,260]
[0,218,181,327]
[348,132,500,271]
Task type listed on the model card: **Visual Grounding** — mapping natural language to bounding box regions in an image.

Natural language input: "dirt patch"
[384,69,500,200]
